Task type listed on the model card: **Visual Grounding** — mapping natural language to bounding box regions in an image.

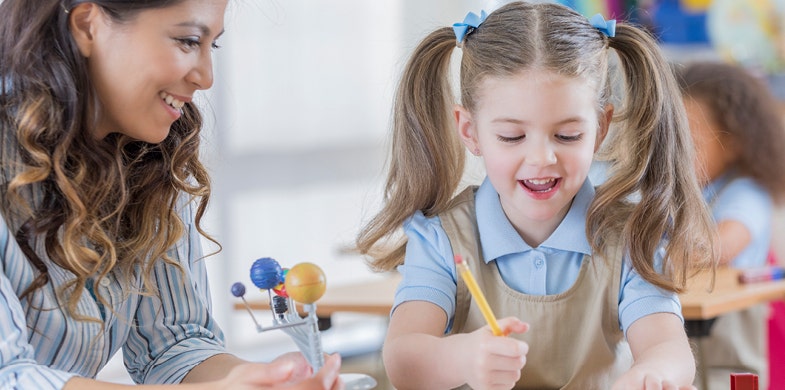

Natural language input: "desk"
[680,268,785,322]
[236,269,785,389]
[680,268,785,390]
[236,268,785,324]
[680,269,785,337]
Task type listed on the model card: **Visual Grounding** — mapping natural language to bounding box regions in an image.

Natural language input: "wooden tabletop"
[680,268,785,320]
[235,268,785,321]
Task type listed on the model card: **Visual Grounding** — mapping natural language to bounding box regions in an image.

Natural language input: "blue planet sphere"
[230,282,246,297]
[250,257,283,289]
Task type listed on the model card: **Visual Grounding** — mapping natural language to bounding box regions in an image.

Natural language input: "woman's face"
[70,0,228,143]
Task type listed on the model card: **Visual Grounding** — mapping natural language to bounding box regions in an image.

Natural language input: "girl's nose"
[524,141,557,167]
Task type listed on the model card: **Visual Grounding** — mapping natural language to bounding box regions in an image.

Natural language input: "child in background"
[677,61,785,390]
[356,1,715,389]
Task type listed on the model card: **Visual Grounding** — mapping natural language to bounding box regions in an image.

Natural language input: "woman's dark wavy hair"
[0,0,216,322]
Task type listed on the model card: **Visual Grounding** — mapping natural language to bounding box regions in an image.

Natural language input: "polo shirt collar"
[474,177,594,263]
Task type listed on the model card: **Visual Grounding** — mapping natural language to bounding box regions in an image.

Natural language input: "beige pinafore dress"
[442,187,632,389]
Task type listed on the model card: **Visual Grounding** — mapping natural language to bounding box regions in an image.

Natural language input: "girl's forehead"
[477,70,597,110]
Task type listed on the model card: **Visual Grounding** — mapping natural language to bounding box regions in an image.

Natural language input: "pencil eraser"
[454,255,463,264]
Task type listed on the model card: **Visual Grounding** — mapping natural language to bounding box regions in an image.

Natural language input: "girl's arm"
[383,300,529,390]
[612,312,696,390]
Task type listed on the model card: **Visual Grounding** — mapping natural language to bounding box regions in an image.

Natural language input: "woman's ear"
[68,3,102,58]
[455,105,481,156]
[595,104,613,152]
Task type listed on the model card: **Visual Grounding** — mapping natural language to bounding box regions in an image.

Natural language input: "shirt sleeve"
[618,246,683,337]
[0,217,76,389]
[711,178,773,268]
[122,200,227,384]
[712,178,772,237]
[393,211,459,333]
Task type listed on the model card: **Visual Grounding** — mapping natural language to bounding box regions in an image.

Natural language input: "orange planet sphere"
[284,262,326,304]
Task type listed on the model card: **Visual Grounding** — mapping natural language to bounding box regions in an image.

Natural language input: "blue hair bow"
[589,14,616,38]
[453,10,488,44]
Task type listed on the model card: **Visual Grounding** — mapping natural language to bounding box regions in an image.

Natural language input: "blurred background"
[81,0,784,385]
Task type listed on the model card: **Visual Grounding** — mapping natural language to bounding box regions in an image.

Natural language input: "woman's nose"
[186,52,214,90]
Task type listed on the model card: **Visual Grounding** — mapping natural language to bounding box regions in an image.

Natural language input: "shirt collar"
[475,177,594,263]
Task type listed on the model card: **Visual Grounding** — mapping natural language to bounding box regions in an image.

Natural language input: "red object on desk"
[730,373,758,390]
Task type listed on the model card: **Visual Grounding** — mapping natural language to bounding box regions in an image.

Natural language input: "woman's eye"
[497,135,525,143]
[176,37,201,49]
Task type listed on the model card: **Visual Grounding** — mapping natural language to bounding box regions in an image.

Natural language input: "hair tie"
[453,10,487,46]
[589,14,616,38]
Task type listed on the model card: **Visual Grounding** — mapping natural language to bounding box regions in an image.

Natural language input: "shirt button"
[100,278,111,287]
[535,259,544,268]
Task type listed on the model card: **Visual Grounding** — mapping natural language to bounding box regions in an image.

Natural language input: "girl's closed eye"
[556,133,583,142]
[497,134,525,143]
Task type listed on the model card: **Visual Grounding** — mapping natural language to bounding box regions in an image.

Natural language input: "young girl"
[0,1,341,389]
[356,2,715,389]
[677,61,785,390]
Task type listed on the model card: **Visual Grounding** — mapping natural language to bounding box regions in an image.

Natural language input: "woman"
[0,1,341,389]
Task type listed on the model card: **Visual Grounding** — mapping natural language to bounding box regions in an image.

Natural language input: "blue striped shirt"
[0,199,227,388]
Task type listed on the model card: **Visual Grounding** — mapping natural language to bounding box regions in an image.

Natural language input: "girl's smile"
[519,177,562,200]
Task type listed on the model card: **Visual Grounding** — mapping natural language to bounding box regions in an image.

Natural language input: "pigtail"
[356,28,463,271]
[589,23,716,292]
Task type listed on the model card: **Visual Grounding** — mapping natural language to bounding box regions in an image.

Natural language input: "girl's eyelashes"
[495,134,583,143]
[497,134,525,143]
[556,134,583,142]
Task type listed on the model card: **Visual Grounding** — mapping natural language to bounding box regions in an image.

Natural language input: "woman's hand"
[457,317,529,390]
[215,353,342,389]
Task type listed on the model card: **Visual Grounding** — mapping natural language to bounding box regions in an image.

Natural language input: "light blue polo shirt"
[703,172,772,269]
[394,177,682,335]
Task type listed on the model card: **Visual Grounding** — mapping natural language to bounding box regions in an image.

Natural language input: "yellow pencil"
[454,254,503,336]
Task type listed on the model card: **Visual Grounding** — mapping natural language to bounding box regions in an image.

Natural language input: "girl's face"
[684,97,737,185]
[70,0,228,143]
[457,70,608,244]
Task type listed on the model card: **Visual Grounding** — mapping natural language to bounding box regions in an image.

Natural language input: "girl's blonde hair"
[357,1,715,292]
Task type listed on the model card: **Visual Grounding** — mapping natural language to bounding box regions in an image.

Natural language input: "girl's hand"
[216,353,342,390]
[611,366,697,390]
[458,317,529,390]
